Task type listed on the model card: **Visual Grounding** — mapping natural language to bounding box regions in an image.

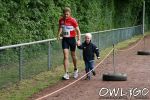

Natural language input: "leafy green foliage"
[0,0,149,46]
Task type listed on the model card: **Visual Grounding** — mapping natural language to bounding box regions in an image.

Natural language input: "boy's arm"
[77,43,83,49]
[93,44,100,59]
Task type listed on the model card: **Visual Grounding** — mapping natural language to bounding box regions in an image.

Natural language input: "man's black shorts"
[62,37,76,51]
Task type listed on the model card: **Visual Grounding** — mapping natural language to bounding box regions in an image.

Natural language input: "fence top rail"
[0,25,142,50]
[83,25,142,35]
[0,38,57,50]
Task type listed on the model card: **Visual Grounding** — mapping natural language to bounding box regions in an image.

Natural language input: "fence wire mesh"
[0,25,142,89]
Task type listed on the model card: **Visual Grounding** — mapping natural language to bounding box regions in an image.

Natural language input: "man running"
[57,7,81,80]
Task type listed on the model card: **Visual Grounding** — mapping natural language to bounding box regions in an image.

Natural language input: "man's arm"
[75,27,81,46]
[57,27,62,40]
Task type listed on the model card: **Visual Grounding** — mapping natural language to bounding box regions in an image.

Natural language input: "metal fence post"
[78,49,82,60]
[143,1,145,35]
[98,33,100,49]
[113,44,116,73]
[19,46,23,80]
[48,41,51,70]
[113,30,115,45]
[79,38,82,60]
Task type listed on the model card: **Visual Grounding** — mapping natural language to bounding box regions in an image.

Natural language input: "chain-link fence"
[84,25,142,50]
[0,25,142,89]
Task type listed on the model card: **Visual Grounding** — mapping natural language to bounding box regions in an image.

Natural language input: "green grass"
[0,45,63,88]
[0,32,150,100]
[145,31,150,35]
[0,60,85,100]
[0,55,48,88]
[115,31,150,50]
[115,35,142,49]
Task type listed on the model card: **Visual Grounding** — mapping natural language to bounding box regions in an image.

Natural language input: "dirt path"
[31,36,150,100]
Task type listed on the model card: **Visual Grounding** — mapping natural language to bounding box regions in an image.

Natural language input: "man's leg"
[69,37,78,78]
[63,49,69,73]
[71,51,79,78]
[62,38,70,80]
[71,51,77,70]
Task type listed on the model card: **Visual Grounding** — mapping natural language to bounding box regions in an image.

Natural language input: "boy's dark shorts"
[62,37,76,51]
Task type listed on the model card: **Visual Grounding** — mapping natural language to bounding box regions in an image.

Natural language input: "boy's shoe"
[92,70,96,76]
[85,76,91,80]
[62,73,69,80]
[73,69,78,79]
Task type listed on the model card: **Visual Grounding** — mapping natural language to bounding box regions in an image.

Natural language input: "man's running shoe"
[73,69,78,79]
[62,73,69,80]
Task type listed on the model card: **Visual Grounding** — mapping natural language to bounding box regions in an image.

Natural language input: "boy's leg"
[89,60,96,76]
[85,61,91,80]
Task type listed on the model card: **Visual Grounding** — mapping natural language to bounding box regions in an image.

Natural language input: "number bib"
[63,31,70,36]
[62,25,74,37]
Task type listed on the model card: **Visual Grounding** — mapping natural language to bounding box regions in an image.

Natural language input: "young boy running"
[78,33,100,80]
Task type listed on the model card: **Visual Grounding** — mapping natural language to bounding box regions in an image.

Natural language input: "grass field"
[0,32,150,100]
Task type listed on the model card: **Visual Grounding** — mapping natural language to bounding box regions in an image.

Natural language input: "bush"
[0,0,149,46]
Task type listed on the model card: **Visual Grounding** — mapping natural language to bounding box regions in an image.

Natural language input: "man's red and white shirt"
[59,17,78,37]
